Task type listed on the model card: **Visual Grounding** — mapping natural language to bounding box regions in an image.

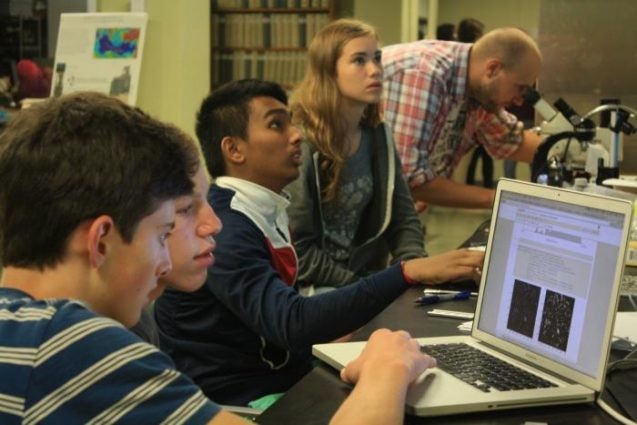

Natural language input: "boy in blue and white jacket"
[155,79,483,407]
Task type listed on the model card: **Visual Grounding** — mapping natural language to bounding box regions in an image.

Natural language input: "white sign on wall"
[51,12,147,106]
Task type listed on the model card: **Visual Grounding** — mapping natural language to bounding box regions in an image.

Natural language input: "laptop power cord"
[596,397,636,425]
[596,349,637,425]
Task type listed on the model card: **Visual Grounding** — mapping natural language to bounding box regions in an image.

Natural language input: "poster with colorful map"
[94,28,141,59]
[51,13,147,105]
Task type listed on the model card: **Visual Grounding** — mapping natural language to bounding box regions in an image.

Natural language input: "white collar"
[215,176,290,222]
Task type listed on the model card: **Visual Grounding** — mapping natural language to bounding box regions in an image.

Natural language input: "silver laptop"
[314,179,633,416]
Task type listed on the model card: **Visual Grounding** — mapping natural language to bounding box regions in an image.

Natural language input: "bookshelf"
[211,0,334,90]
[0,15,47,60]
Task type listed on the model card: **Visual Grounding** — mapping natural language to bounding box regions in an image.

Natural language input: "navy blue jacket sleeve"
[207,210,409,353]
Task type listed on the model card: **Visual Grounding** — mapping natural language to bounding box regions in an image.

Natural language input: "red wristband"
[400,261,418,285]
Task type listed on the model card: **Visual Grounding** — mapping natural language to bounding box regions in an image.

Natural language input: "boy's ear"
[220,136,246,165]
[87,215,115,268]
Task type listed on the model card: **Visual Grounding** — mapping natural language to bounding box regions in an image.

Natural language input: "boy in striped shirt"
[0,92,224,424]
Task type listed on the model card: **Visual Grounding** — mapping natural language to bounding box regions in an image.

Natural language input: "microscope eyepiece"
[554,98,583,126]
[523,87,542,105]
[524,87,558,122]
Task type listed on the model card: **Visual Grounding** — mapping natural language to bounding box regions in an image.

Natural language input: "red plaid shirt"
[382,40,523,188]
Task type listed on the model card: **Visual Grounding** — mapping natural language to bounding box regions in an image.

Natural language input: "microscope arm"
[531,131,582,183]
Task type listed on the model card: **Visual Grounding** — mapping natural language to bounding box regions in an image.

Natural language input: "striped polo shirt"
[0,287,219,424]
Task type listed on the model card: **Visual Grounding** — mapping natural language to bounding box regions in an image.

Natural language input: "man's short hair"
[473,27,542,71]
[195,79,287,178]
[0,92,199,269]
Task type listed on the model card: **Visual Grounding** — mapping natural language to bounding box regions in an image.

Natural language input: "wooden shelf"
[210,0,332,88]
[213,46,308,52]
[0,15,46,59]
[215,8,330,14]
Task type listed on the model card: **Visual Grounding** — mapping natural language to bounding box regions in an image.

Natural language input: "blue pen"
[414,290,471,305]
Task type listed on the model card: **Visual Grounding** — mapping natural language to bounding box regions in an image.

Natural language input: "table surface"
[258,287,636,424]
[258,220,637,424]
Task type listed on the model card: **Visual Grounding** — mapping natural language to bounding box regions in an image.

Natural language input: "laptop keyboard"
[421,343,558,393]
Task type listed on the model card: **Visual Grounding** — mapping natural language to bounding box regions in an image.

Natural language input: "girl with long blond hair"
[287,19,426,291]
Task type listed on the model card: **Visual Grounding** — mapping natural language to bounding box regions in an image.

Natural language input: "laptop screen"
[477,189,626,379]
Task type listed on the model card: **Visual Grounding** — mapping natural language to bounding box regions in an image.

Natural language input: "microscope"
[524,87,636,188]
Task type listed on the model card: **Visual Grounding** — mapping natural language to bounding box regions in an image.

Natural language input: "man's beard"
[471,81,500,113]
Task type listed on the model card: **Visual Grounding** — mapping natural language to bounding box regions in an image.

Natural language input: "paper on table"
[613,311,637,343]
[458,320,473,332]
[454,314,636,347]
[603,176,637,189]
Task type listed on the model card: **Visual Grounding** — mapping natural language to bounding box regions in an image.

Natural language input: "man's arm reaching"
[411,176,496,209]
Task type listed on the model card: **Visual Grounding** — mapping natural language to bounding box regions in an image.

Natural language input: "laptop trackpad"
[407,369,477,406]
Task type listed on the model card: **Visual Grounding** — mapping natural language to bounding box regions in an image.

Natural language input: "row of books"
[212,13,329,49]
[213,0,330,9]
[213,51,308,88]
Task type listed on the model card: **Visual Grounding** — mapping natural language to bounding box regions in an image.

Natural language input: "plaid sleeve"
[475,108,524,159]
[383,70,445,188]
